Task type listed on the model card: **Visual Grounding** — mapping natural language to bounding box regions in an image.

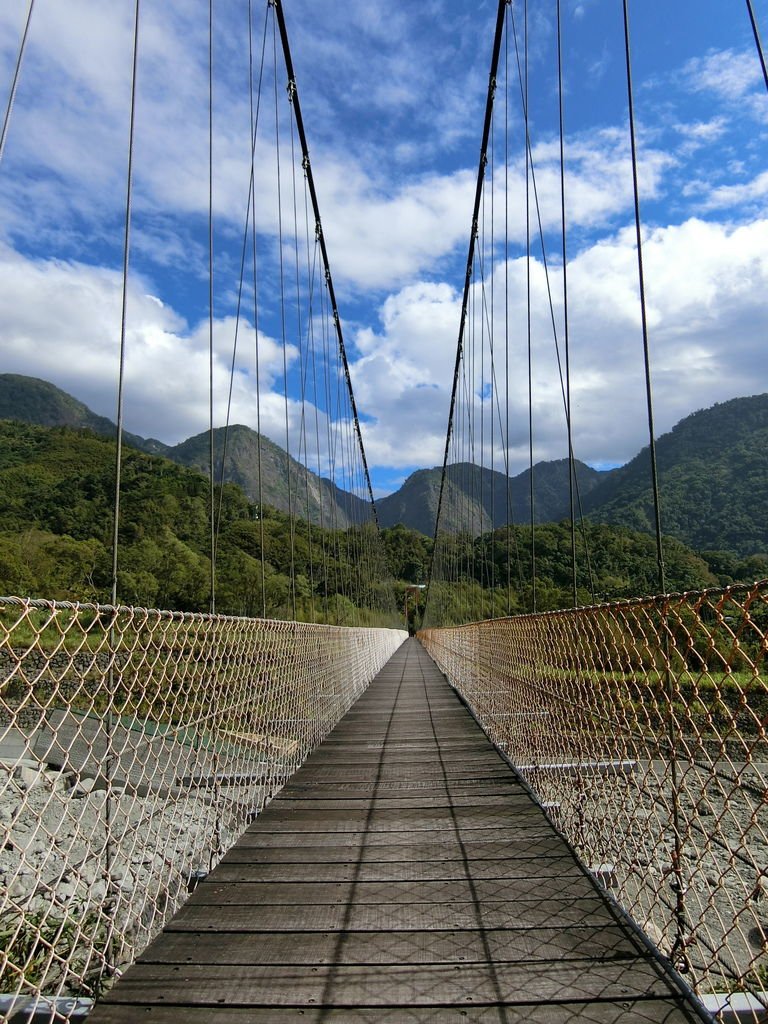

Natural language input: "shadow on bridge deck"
[87,638,708,1023]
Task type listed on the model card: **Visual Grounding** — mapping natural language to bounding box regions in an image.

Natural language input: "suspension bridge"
[1,1,767,1022]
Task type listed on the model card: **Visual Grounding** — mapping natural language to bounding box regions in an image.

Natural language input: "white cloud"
[0,243,308,450]
[681,47,768,122]
[701,170,768,212]
[2,0,767,505]
[347,217,768,482]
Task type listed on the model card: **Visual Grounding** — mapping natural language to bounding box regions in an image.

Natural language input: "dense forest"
[0,422,393,624]
[584,394,768,557]
[0,421,765,628]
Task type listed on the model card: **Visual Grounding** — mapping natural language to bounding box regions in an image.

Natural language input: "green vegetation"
[0,421,396,624]
[427,520,724,624]
[0,908,114,996]
[585,394,768,558]
[0,418,765,627]
[0,373,167,455]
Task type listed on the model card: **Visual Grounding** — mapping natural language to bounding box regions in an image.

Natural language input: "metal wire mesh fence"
[0,596,405,1018]
[420,580,768,1020]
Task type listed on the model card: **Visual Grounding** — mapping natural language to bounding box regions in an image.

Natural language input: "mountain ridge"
[1,374,767,558]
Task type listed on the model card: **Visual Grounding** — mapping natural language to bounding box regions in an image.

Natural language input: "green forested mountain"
[0,374,168,455]
[2,374,768,569]
[0,421,747,620]
[168,424,370,528]
[584,394,768,558]
[0,421,390,621]
[0,375,367,528]
[377,459,604,536]
[427,519,724,624]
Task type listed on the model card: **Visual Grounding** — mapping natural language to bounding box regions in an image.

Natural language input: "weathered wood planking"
[88,638,707,1022]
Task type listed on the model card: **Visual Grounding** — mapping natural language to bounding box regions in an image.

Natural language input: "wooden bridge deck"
[88,638,706,1023]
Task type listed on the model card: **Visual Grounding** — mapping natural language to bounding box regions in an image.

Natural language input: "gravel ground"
[0,750,274,997]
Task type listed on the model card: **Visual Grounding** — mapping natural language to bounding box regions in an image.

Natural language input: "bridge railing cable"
[421,579,768,1019]
[0,596,405,1018]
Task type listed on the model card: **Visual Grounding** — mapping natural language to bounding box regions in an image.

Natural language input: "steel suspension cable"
[622,0,666,596]
[271,12,296,619]
[510,5,596,605]
[106,0,141,962]
[208,0,216,614]
[556,0,578,609]
[746,0,768,92]
[424,0,509,622]
[111,0,142,608]
[524,0,536,613]
[504,6,512,614]
[273,0,381,529]
[623,0,684,974]
[0,0,35,168]
[214,3,269,565]
[249,0,267,619]
[474,241,525,600]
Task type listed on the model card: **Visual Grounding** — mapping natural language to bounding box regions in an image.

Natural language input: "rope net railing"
[0,595,405,1019]
[420,579,768,1019]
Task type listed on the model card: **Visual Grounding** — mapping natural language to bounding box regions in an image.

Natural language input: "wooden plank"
[186,876,601,907]
[252,805,545,832]
[94,958,676,1007]
[221,835,570,863]
[277,782,523,800]
[236,826,557,846]
[267,792,534,810]
[300,752,507,766]
[208,854,582,883]
[137,926,641,967]
[168,896,621,933]
[84,1000,709,1024]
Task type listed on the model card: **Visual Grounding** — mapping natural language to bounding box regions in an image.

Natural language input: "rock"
[16,764,48,791]
[89,878,108,903]
[110,861,131,883]
[8,873,35,902]
[76,860,100,886]
[72,776,97,796]
[45,770,68,792]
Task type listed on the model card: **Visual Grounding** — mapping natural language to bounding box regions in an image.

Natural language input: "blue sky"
[0,0,766,497]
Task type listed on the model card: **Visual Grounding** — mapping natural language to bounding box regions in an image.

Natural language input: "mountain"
[168,425,370,528]
[0,420,727,616]
[378,459,605,537]
[0,419,394,620]
[3,374,768,560]
[0,375,368,528]
[382,396,768,558]
[0,374,169,455]
[583,394,768,558]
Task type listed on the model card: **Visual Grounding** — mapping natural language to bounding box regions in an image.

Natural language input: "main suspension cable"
[111,0,142,608]
[425,0,509,621]
[746,0,768,92]
[273,0,381,528]
[0,0,35,168]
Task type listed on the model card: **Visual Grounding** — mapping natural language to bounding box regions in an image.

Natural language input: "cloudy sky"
[0,0,766,496]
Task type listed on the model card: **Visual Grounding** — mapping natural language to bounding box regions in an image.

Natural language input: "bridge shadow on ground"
[87,639,708,1022]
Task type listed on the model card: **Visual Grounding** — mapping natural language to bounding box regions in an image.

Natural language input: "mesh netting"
[0,595,405,1016]
[420,580,768,1019]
